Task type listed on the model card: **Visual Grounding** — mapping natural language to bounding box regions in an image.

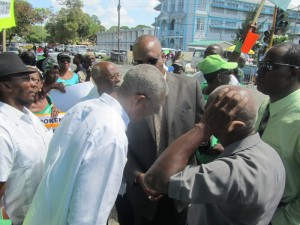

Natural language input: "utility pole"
[117,0,121,63]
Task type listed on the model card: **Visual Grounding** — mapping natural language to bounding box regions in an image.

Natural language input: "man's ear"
[227,121,246,133]
[0,82,12,92]
[134,94,147,106]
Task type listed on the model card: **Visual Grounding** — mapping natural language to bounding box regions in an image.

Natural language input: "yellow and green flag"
[0,0,16,31]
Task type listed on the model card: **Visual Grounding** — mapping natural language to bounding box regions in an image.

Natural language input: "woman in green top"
[27,66,63,117]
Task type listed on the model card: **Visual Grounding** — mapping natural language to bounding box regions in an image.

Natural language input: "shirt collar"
[99,93,130,128]
[269,88,300,117]
[0,101,30,121]
[219,133,261,157]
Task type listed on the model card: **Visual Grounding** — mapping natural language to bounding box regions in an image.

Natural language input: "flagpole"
[2,29,6,52]
[252,0,266,25]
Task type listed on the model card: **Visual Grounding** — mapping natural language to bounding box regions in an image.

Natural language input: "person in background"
[26,66,61,117]
[81,52,96,82]
[123,34,205,225]
[36,47,51,71]
[234,54,247,84]
[20,51,36,67]
[73,53,85,82]
[79,61,121,102]
[23,64,168,225]
[255,42,300,225]
[57,53,79,86]
[196,54,238,164]
[144,85,286,225]
[0,52,53,225]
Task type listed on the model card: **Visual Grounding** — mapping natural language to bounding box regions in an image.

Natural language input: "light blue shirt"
[23,93,130,225]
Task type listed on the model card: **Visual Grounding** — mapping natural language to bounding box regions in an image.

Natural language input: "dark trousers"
[133,196,187,225]
[115,194,135,225]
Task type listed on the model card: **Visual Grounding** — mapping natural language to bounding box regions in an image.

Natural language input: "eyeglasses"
[10,74,40,83]
[132,57,159,66]
[98,73,120,80]
[59,58,71,63]
[258,61,299,71]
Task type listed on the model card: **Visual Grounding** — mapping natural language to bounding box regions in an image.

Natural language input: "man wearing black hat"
[0,52,53,225]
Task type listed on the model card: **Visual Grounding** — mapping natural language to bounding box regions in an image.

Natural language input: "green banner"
[0,0,16,31]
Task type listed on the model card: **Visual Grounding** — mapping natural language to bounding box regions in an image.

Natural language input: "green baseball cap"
[198,54,237,74]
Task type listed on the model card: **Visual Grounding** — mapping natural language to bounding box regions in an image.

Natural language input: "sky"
[26,0,160,29]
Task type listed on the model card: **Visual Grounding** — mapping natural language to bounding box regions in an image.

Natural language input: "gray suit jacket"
[125,73,205,220]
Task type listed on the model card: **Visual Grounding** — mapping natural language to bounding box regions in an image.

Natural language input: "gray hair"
[118,64,168,102]
[210,85,257,135]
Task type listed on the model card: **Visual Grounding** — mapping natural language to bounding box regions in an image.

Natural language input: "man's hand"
[201,87,248,136]
[137,173,163,201]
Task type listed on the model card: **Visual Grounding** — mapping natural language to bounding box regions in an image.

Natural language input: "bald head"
[92,62,121,95]
[132,35,165,74]
[204,44,224,58]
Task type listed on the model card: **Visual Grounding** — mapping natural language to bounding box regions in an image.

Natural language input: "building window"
[196,18,205,31]
[211,20,223,26]
[163,0,168,12]
[225,21,236,27]
[170,0,175,11]
[211,7,224,13]
[178,0,184,12]
[162,20,167,31]
[212,0,224,6]
[197,0,206,11]
[170,19,175,30]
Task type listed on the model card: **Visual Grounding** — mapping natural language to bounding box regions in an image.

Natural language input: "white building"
[153,0,300,51]
[96,27,154,50]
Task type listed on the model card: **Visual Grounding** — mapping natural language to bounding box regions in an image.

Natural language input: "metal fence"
[243,65,258,86]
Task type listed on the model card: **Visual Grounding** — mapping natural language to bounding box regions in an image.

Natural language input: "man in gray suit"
[121,35,205,225]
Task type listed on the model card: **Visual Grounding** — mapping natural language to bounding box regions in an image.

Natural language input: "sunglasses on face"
[59,58,71,63]
[258,61,299,71]
[132,57,159,66]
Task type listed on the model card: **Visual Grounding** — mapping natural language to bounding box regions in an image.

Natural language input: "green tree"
[5,0,36,43]
[45,0,105,44]
[108,26,118,32]
[134,25,151,29]
[120,26,130,30]
[25,25,49,44]
[58,0,83,8]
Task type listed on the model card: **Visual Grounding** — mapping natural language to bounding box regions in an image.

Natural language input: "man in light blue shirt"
[23,64,168,225]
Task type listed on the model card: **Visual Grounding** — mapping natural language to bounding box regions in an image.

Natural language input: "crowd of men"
[0,34,299,225]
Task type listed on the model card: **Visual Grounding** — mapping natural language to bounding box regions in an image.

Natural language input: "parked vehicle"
[94,49,109,58]
[6,46,19,54]
[191,47,206,70]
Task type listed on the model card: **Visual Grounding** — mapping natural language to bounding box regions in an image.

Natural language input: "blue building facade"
[153,0,300,51]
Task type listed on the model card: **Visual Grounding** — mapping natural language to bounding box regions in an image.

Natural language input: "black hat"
[57,53,71,61]
[0,52,35,77]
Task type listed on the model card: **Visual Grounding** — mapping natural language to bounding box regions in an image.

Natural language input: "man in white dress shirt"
[0,52,53,225]
[23,64,168,225]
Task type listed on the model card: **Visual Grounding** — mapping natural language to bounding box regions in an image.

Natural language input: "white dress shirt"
[0,102,52,225]
[23,93,130,225]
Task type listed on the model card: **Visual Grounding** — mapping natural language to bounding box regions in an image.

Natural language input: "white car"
[6,46,19,54]
[94,50,109,58]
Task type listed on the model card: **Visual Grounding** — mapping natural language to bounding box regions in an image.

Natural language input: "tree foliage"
[45,0,104,44]
[25,25,50,44]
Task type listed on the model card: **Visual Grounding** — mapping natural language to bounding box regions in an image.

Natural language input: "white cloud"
[47,0,158,28]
